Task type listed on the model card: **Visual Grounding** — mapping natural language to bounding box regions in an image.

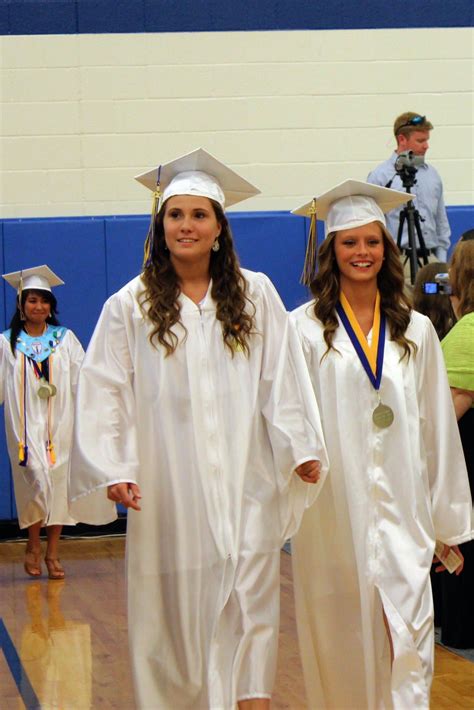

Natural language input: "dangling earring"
[212,239,220,252]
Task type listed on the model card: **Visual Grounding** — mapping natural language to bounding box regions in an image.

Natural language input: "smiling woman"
[334,222,385,292]
[68,148,328,710]
[290,180,473,710]
[161,195,223,304]
[0,265,84,581]
[22,292,54,331]
[164,196,222,254]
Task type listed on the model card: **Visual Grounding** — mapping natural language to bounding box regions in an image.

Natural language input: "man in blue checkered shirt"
[367,112,451,267]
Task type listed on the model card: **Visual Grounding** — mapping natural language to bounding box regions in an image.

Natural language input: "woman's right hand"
[107,482,142,511]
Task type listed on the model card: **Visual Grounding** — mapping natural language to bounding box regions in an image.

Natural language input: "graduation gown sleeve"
[0,336,7,404]
[416,317,473,545]
[68,330,85,397]
[69,292,139,524]
[255,275,329,538]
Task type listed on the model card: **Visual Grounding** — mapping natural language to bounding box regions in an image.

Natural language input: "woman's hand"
[295,460,321,484]
[107,482,142,511]
[433,543,464,575]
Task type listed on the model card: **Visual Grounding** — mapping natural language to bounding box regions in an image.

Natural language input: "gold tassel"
[300,199,318,287]
[47,441,56,466]
[19,441,28,466]
[143,186,162,268]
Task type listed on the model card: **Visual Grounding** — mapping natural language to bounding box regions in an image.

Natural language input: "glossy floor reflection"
[0,537,133,710]
[0,538,472,709]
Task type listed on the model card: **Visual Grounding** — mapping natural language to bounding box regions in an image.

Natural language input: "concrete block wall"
[1,26,473,218]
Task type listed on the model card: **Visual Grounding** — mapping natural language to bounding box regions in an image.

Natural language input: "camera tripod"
[395,173,429,285]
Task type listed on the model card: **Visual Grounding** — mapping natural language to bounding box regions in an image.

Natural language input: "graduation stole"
[14,325,67,362]
[15,326,66,467]
[335,290,394,428]
[336,290,385,390]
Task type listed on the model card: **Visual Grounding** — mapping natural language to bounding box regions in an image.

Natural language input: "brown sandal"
[24,548,42,577]
[44,557,65,580]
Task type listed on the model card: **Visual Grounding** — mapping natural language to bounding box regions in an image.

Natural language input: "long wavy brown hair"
[449,238,474,318]
[139,198,256,356]
[309,224,415,360]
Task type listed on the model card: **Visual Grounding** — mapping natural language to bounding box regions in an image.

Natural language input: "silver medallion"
[372,402,394,428]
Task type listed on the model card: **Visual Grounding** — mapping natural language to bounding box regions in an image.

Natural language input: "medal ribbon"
[336,290,386,391]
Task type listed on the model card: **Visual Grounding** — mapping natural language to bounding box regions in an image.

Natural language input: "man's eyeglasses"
[397,115,426,131]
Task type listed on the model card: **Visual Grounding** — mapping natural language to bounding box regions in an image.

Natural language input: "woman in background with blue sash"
[0,265,84,579]
[290,181,472,710]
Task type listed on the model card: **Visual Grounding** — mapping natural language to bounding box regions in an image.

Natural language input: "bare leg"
[24,521,42,577]
[45,525,65,579]
[238,699,271,710]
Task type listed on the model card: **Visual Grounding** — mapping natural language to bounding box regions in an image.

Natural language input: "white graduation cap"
[292,179,412,236]
[2,265,64,294]
[135,147,260,210]
[292,180,413,286]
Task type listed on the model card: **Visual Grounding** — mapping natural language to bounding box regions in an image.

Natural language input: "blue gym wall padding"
[1,0,472,35]
[0,206,472,521]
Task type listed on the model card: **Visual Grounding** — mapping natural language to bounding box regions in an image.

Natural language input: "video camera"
[422,272,452,296]
[395,150,425,173]
[394,150,425,190]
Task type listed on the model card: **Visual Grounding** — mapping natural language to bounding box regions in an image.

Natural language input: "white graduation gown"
[0,328,84,528]
[69,270,328,710]
[291,305,473,710]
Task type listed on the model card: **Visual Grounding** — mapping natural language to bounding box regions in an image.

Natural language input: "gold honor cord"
[19,354,58,467]
[46,355,56,466]
[19,354,28,465]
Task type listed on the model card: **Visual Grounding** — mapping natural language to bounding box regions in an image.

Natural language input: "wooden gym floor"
[0,537,472,709]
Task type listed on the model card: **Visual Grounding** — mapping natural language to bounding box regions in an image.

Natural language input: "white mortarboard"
[135,148,260,267]
[134,147,260,210]
[292,180,413,286]
[2,265,64,293]
[292,179,412,236]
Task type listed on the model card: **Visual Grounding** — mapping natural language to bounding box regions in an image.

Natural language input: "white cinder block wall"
[1,28,473,218]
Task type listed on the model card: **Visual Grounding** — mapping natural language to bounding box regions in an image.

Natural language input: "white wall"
[1,27,473,218]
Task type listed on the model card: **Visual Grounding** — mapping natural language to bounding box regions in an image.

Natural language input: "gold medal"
[372,402,394,428]
[38,381,57,399]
